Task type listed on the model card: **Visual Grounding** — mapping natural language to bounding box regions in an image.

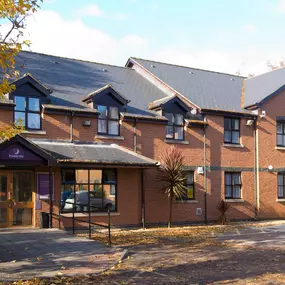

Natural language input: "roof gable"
[128,57,247,113]
[244,68,285,108]
[82,84,130,106]
[12,73,52,96]
[0,135,55,164]
[148,95,191,112]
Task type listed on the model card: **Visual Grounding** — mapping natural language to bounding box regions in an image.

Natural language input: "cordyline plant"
[156,146,187,228]
[0,0,41,141]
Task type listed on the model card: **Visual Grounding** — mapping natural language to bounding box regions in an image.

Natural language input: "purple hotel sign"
[0,143,43,162]
[37,173,54,200]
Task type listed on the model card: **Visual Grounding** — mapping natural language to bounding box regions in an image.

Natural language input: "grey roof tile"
[15,51,168,117]
[244,67,285,107]
[30,139,158,166]
[129,57,247,113]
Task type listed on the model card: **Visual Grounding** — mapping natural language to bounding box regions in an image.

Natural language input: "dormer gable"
[82,84,130,107]
[11,73,52,96]
[148,94,191,114]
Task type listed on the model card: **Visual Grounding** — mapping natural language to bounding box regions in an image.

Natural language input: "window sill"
[60,212,120,218]
[95,135,124,140]
[164,139,189,145]
[275,146,285,150]
[175,200,198,204]
[225,199,244,203]
[276,199,285,202]
[223,143,244,148]
[22,130,47,135]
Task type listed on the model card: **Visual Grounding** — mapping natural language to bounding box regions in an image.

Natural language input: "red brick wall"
[256,90,285,218]
[34,167,141,228]
[0,106,258,226]
[0,109,14,129]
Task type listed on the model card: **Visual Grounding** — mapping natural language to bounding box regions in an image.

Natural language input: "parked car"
[63,191,113,212]
[61,190,72,210]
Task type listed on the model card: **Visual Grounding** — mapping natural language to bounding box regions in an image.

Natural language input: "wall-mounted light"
[83,120,91,127]
[268,165,273,172]
[246,119,254,126]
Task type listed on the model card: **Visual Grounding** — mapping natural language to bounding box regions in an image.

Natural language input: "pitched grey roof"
[129,57,247,113]
[15,51,168,118]
[244,67,285,107]
[30,139,158,166]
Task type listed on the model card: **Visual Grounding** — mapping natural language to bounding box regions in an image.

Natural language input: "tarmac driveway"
[84,223,285,285]
[0,228,123,282]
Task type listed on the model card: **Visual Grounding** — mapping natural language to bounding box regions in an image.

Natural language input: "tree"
[0,0,41,141]
[156,146,187,228]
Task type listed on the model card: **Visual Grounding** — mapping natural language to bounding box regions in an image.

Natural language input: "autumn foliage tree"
[156,146,187,228]
[0,0,41,140]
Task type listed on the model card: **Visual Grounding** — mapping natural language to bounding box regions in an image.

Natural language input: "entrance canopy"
[0,135,159,168]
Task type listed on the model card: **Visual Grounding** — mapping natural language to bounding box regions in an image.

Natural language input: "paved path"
[216,223,285,248]
[0,228,122,281]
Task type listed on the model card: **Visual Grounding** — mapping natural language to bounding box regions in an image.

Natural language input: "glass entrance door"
[0,171,34,227]
[0,172,11,227]
[12,172,34,226]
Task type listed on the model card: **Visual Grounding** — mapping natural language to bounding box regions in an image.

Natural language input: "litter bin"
[40,212,49,228]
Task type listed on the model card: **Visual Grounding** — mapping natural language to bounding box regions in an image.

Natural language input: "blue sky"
[21,0,285,75]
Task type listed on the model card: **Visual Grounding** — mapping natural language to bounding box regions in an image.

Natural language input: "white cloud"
[278,0,285,12]
[112,12,129,21]
[20,9,285,77]
[150,46,284,76]
[79,4,102,17]
[241,24,257,32]
[22,10,147,65]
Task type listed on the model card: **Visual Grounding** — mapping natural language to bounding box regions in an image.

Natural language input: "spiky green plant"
[156,146,187,228]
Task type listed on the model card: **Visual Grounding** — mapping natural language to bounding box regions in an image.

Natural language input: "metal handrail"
[53,198,111,246]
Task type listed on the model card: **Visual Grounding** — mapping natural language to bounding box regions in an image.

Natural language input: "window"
[98,105,119,136]
[225,172,242,199]
[277,121,285,146]
[278,173,285,198]
[165,113,184,140]
[181,171,195,200]
[224,117,240,144]
[14,96,41,130]
[61,169,117,213]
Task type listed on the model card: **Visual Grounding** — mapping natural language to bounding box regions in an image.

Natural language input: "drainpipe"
[141,168,145,229]
[49,166,53,228]
[133,118,137,152]
[203,124,208,224]
[253,116,258,219]
[70,111,75,142]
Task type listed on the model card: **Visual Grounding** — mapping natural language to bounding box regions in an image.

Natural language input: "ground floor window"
[225,172,242,199]
[60,168,117,213]
[278,173,285,198]
[181,171,195,200]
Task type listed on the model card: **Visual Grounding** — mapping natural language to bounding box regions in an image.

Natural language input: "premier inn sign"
[0,143,43,162]
[8,147,24,159]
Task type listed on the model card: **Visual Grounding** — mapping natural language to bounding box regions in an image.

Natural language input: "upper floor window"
[182,171,195,200]
[165,113,184,140]
[14,96,41,130]
[278,173,285,198]
[224,117,240,144]
[97,105,119,136]
[225,172,242,199]
[277,121,285,146]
